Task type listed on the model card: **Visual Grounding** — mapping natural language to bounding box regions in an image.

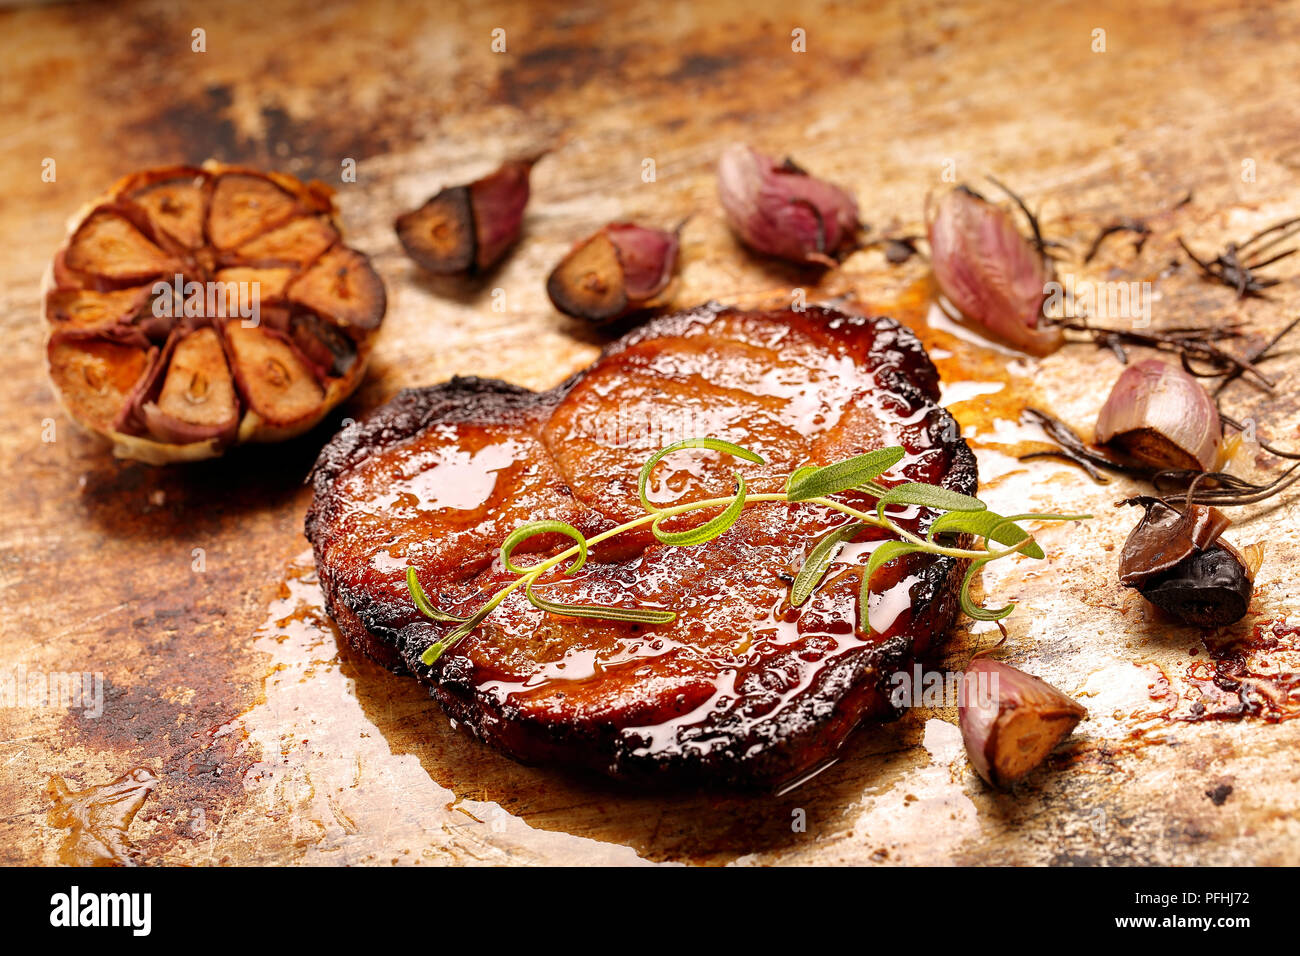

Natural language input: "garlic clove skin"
[959,657,1087,789]
[468,157,536,272]
[604,223,679,303]
[927,186,1063,356]
[716,144,860,266]
[1095,359,1221,472]
[1226,540,1265,582]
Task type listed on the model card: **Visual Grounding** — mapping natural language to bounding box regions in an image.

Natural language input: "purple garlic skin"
[928,186,1063,356]
[468,158,535,271]
[716,144,860,266]
[604,223,679,302]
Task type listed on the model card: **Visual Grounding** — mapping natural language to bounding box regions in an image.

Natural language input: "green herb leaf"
[638,438,764,513]
[786,447,906,502]
[419,578,524,665]
[859,540,924,631]
[408,438,1091,673]
[874,482,985,522]
[524,580,677,624]
[651,471,749,546]
[784,465,818,494]
[929,511,1091,560]
[406,566,470,623]
[958,558,1015,621]
[928,510,1045,559]
[501,520,588,575]
[420,603,493,665]
[790,523,863,607]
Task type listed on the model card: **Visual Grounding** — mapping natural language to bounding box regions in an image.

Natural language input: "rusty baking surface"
[1,0,1298,865]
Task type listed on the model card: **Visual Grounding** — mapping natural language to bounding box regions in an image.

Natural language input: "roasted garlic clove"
[287,246,386,330]
[547,230,626,320]
[47,337,155,431]
[1117,501,1232,587]
[1136,545,1255,627]
[1095,359,1221,472]
[139,327,240,443]
[207,173,303,250]
[45,287,156,337]
[1117,500,1260,627]
[546,223,680,323]
[63,209,181,283]
[223,321,325,428]
[395,157,536,275]
[123,169,209,250]
[212,267,296,304]
[959,657,1087,789]
[228,216,339,268]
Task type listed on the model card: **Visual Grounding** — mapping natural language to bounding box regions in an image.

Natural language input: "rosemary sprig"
[1179,217,1300,298]
[1020,405,1300,506]
[407,440,1089,665]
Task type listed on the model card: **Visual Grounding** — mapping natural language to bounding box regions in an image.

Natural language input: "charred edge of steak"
[322,584,407,673]
[415,559,969,791]
[305,375,567,668]
[307,376,546,499]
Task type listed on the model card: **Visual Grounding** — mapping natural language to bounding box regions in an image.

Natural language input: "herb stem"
[408,440,1090,665]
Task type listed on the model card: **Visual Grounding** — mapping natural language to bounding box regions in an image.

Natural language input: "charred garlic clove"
[1118,500,1261,626]
[1137,546,1255,627]
[395,157,537,275]
[546,223,680,323]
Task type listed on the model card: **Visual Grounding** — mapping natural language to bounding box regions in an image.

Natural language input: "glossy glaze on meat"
[307,304,977,787]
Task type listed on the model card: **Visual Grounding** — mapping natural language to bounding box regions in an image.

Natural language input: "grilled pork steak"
[307,305,977,786]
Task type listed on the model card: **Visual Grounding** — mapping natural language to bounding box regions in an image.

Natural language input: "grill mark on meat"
[307,304,977,787]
